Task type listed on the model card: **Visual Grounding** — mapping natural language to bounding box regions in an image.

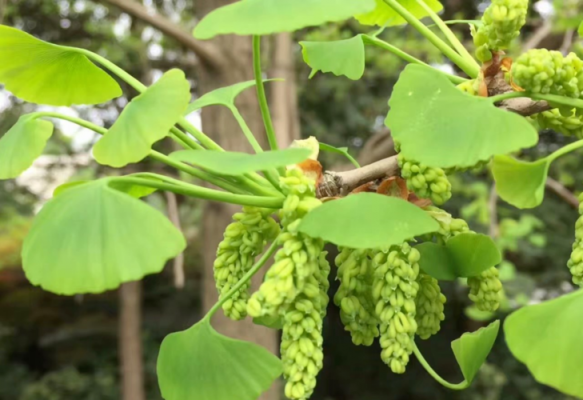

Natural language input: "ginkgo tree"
[1,0,583,399]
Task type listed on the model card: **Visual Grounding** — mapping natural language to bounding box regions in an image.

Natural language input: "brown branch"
[99,0,225,69]
[545,177,579,209]
[522,20,553,52]
[560,29,576,55]
[487,71,551,116]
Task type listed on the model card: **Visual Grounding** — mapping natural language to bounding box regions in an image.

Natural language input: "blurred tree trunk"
[119,281,145,400]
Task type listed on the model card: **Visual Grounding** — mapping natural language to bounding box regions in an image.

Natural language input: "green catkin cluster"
[371,244,420,374]
[334,248,379,346]
[281,252,330,400]
[512,49,583,100]
[535,108,583,139]
[398,155,452,205]
[567,194,583,287]
[415,273,446,340]
[213,207,279,320]
[472,0,529,62]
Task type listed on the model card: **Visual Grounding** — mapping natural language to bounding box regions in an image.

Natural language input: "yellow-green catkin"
[371,243,420,374]
[334,248,379,346]
[281,252,330,400]
[213,207,279,320]
[398,155,452,205]
[415,272,446,340]
[535,108,583,139]
[247,169,324,319]
[567,194,583,287]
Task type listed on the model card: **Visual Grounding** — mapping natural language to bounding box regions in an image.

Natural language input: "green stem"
[231,106,264,154]
[530,93,583,110]
[382,0,480,78]
[488,91,526,103]
[170,127,204,150]
[362,35,468,84]
[412,342,470,390]
[178,117,224,151]
[253,35,279,152]
[548,138,583,163]
[205,239,280,319]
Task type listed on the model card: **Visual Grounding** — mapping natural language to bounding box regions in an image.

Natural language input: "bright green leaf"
[0,115,53,180]
[0,25,121,106]
[253,315,284,330]
[579,20,583,38]
[452,320,500,384]
[170,148,311,176]
[492,155,549,209]
[157,318,282,400]
[386,65,538,168]
[464,305,495,322]
[505,290,583,398]
[356,0,443,27]
[416,233,501,280]
[298,193,439,249]
[319,142,360,168]
[22,179,185,295]
[93,69,190,168]
[193,0,376,39]
[300,35,365,80]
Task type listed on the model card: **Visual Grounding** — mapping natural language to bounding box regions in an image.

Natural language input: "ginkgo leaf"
[300,35,365,80]
[157,318,282,400]
[22,179,185,295]
[0,25,121,106]
[356,0,443,27]
[0,114,53,180]
[193,0,376,39]
[452,320,500,384]
[298,193,439,249]
[170,148,311,175]
[93,69,190,168]
[319,142,360,168]
[505,290,583,398]
[416,233,501,280]
[386,65,538,168]
[492,155,549,209]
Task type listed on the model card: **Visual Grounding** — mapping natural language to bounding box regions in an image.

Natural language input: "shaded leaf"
[253,315,284,330]
[22,179,185,295]
[579,20,583,38]
[356,0,443,27]
[157,318,282,400]
[193,0,376,39]
[416,233,501,280]
[300,35,365,80]
[0,115,53,180]
[319,142,360,167]
[492,155,550,209]
[298,193,439,249]
[0,25,121,106]
[93,69,190,168]
[452,320,500,384]
[386,65,538,168]
[505,290,583,398]
[170,148,311,175]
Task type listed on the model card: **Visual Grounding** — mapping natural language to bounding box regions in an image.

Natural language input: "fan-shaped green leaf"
[0,25,121,106]
[319,142,360,167]
[22,179,185,295]
[298,193,439,249]
[157,318,282,400]
[492,156,549,209]
[356,0,443,27]
[385,65,538,168]
[93,69,190,168]
[452,320,500,384]
[0,115,53,180]
[170,148,311,175]
[193,0,376,39]
[416,233,501,280]
[300,35,365,80]
[253,315,284,330]
[505,290,583,398]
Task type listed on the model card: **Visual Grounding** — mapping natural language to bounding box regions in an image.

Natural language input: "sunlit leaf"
[0,115,53,180]
[386,65,538,168]
[158,318,282,400]
[22,179,185,295]
[319,142,360,168]
[193,0,376,39]
[93,69,190,168]
[452,320,500,384]
[356,0,443,27]
[492,155,549,209]
[505,290,583,398]
[170,148,311,175]
[464,305,495,322]
[579,20,583,38]
[416,233,501,280]
[298,193,439,249]
[0,25,121,106]
[55,179,158,199]
[300,35,365,80]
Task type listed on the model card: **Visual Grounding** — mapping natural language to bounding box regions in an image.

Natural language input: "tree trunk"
[119,281,146,400]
